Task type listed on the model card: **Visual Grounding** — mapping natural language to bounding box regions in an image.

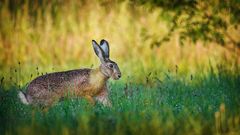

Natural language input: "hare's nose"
[118,74,121,78]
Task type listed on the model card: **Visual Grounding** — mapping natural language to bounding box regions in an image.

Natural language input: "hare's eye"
[109,64,113,68]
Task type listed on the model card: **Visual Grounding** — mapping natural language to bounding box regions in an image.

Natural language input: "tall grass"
[0,66,240,134]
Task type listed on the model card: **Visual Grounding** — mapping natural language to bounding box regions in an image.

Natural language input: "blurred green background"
[0,0,240,134]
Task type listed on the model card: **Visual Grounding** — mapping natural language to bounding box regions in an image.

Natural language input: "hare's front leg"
[95,90,112,107]
[84,95,96,105]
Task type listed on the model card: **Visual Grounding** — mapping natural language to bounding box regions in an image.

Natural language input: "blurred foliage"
[0,0,239,85]
[134,0,240,48]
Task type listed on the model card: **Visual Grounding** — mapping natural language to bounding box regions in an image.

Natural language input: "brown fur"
[24,67,111,107]
[26,69,84,106]
[20,39,121,108]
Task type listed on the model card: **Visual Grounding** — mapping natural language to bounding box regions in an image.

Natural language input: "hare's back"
[26,68,91,96]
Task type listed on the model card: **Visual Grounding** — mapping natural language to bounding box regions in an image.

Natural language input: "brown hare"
[18,39,121,108]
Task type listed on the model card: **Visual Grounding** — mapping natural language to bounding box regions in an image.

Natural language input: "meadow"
[0,0,240,134]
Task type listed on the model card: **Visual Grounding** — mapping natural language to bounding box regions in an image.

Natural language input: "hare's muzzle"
[115,73,121,80]
[113,70,121,80]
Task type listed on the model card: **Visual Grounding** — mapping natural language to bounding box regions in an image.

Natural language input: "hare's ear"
[92,40,106,63]
[100,39,109,58]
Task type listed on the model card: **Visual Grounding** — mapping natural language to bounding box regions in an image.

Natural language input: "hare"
[18,39,121,108]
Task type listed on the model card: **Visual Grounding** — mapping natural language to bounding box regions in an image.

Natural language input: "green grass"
[1,69,240,135]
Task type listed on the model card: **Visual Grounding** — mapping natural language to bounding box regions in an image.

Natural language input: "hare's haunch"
[19,39,121,108]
